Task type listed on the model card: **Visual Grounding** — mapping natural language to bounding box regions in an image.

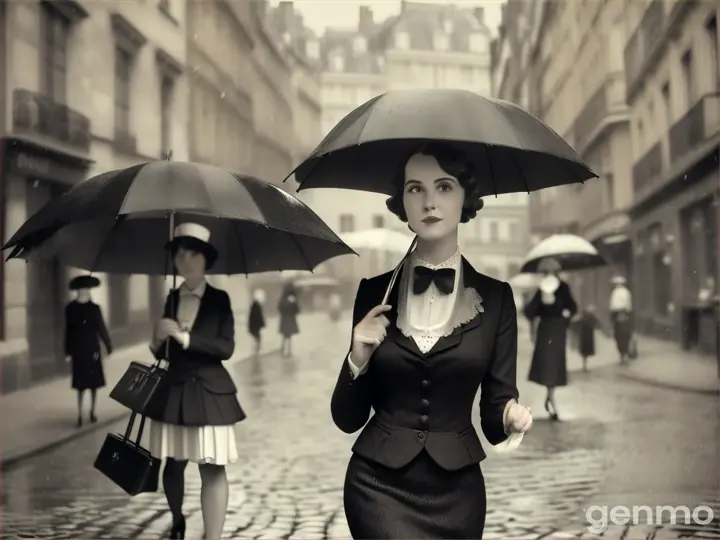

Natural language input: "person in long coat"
[330,142,533,539]
[146,222,245,540]
[609,275,633,364]
[278,285,300,357]
[64,275,112,427]
[524,257,578,420]
[248,289,266,357]
[577,304,600,372]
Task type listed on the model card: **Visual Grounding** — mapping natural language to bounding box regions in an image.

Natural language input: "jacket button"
[417,431,426,440]
[420,415,429,425]
[421,380,431,389]
[420,399,430,410]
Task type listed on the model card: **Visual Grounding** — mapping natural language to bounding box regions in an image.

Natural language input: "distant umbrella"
[69,275,101,290]
[521,234,607,273]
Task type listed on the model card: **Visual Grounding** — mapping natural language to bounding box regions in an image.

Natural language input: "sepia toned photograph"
[0,0,717,538]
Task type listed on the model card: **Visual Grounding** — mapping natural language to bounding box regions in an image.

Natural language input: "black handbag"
[94,412,161,496]
[110,359,167,414]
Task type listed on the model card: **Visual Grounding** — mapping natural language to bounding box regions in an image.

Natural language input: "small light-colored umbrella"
[339,228,414,255]
[508,273,540,291]
[521,234,607,273]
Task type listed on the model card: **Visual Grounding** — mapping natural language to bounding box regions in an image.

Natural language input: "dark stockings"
[76,389,97,426]
[163,458,188,524]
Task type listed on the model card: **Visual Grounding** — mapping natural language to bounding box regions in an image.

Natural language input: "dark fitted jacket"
[146,283,244,426]
[331,258,520,472]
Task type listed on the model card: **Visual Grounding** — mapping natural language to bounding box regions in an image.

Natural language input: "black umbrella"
[3,161,355,274]
[287,89,597,195]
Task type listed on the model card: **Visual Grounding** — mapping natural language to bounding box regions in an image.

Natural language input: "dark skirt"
[146,379,246,427]
[343,450,486,539]
[528,317,569,387]
[71,354,105,390]
[613,313,632,354]
[578,326,596,357]
[279,315,299,337]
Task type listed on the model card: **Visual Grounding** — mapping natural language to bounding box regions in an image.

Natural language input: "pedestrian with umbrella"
[65,274,112,428]
[287,88,597,540]
[520,235,605,419]
[2,160,355,540]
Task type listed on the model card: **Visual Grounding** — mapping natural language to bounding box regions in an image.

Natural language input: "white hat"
[172,222,211,243]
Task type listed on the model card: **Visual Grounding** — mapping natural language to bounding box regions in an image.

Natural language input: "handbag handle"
[123,412,148,449]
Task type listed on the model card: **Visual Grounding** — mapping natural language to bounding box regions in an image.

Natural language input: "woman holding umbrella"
[64,275,112,427]
[147,223,245,540]
[524,257,578,420]
[329,142,533,539]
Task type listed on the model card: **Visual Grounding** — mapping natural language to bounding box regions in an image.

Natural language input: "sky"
[270,0,506,35]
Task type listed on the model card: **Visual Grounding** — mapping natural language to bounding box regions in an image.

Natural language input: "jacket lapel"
[425,258,484,357]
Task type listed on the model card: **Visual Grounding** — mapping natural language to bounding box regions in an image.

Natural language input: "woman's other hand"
[505,402,533,434]
[155,318,180,341]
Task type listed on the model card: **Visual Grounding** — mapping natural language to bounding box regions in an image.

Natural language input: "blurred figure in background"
[64,275,113,428]
[278,283,300,357]
[609,276,633,364]
[248,289,266,358]
[525,257,578,421]
[576,304,601,372]
[328,291,342,322]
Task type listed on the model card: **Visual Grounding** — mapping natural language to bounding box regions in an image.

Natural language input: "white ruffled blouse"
[348,248,523,449]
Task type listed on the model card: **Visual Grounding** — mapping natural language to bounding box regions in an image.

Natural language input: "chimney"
[358,6,374,34]
[474,6,485,25]
[278,1,294,33]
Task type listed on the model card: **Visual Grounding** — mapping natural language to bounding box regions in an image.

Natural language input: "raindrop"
[221,92,226,99]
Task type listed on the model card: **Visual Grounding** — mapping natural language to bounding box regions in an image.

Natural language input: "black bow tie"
[413,266,456,295]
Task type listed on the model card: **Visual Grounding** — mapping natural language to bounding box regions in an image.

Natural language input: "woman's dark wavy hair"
[385,142,484,224]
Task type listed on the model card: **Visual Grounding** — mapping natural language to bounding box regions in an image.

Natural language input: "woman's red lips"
[422,216,441,223]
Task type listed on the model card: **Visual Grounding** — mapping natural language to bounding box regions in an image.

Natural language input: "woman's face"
[402,153,465,241]
[174,247,206,280]
[76,288,91,302]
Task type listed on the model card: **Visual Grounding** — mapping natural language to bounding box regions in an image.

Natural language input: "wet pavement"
[1,321,718,540]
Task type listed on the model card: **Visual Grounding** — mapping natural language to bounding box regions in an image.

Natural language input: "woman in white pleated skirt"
[146,223,246,540]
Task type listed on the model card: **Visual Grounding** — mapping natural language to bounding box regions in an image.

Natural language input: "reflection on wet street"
[1,324,718,539]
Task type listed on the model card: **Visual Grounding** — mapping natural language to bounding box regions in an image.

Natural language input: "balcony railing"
[632,141,662,194]
[12,88,91,153]
[669,93,720,162]
[573,72,628,153]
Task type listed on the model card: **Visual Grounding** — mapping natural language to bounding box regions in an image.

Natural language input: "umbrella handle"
[381,236,417,306]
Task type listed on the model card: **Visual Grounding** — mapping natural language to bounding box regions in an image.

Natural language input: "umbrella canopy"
[288,89,597,196]
[521,234,607,273]
[69,275,101,290]
[3,161,355,275]
[339,228,415,255]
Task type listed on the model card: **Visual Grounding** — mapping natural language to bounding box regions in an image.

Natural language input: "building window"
[160,76,173,156]
[372,215,385,229]
[706,15,719,90]
[330,53,344,72]
[661,82,671,127]
[469,32,486,53]
[489,221,499,242]
[508,220,519,242]
[680,48,696,107]
[433,31,449,51]
[395,31,410,49]
[40,4,70,103]
[339,214,354,233]
[114,47,133,134]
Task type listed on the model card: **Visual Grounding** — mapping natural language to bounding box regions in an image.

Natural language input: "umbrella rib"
[89,217,124,273]
[286,230,313,272]
[229,219,249,276]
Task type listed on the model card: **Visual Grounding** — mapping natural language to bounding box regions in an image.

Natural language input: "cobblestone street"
[1,317,718,539]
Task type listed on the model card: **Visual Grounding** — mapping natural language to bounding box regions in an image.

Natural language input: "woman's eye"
[407,186,421,193]
[438,183,453,192]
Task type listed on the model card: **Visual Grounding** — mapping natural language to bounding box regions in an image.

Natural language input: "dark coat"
[331,258,520,472]
[524,281,578,387]
[145,283,246,427]
[278,295,299,337]
[248,300,265,338]
[64,300,112,390]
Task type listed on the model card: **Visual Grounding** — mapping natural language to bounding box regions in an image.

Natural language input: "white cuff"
[180,331,191,350]
[347,352,368,379]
